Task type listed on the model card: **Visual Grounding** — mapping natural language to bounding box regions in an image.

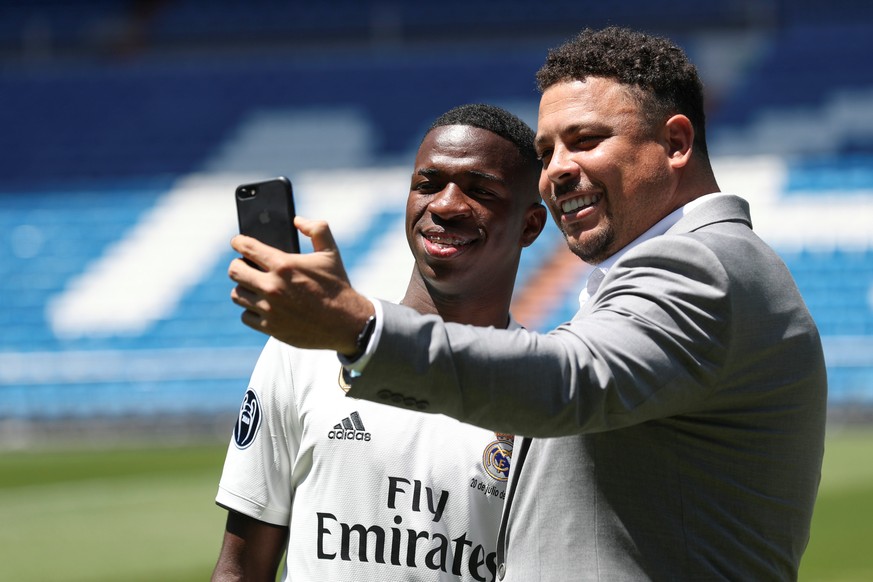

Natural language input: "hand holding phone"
[235,177,300,265]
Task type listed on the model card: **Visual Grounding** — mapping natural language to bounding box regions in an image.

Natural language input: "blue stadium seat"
[1,3,872,418]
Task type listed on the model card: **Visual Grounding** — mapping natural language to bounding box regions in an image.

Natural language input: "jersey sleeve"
[215,337,301,526]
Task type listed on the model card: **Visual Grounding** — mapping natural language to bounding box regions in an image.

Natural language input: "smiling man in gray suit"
[229,27,827,581]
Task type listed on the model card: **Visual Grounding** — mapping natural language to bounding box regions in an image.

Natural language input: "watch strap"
[349,314,377,361]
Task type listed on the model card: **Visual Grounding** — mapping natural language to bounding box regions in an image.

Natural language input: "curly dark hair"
[426,103,539,173]
[536,27,708,157]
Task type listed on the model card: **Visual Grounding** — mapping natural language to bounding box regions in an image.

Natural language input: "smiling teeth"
[561,194,600,213]
[427,235,470,245]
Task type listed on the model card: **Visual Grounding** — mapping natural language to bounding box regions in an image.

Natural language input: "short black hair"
[536,27,709,158]
[426,103,539,171]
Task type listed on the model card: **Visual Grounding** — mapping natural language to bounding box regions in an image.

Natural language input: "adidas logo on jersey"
[328,411,371,441]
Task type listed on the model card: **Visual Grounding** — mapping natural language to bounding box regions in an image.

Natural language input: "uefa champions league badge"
[482,433,514,481]
[233,388,262,449]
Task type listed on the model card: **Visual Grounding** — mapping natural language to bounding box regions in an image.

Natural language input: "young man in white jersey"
[212,103,546,581]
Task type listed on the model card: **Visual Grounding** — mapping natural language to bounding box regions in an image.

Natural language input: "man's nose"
[545,145,580,186]
[429,184,471,219]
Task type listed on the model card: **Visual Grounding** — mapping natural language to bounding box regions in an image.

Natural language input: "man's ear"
[664,114,694,169]
[521,202,548,247]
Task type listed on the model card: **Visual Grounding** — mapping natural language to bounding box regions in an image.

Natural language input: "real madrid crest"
[482,433,514,481]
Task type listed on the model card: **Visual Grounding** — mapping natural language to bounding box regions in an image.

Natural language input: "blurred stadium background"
[1,1,872,580]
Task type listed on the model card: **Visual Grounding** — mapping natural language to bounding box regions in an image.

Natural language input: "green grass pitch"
[798,426,873,581]
[0,426,871,581]
[0,441,231,582]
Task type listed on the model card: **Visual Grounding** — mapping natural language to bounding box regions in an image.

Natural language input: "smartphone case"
[235,176,300,254]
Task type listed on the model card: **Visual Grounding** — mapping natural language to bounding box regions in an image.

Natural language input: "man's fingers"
[234,218,338,257]
[240,308,269,333]
[230,284,261,311]
[231,235,284,271]
[228,216,356,350]
[295,217,338,253]
[227,256,252,284]
[233,285,278,335]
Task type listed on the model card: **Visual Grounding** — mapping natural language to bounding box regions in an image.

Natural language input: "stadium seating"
[1,2,871,419]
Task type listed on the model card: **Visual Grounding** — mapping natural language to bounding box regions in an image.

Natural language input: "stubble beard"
[563,219,614,265]
[549,181,615,265]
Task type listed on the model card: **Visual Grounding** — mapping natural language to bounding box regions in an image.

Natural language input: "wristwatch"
[349,314,377,361]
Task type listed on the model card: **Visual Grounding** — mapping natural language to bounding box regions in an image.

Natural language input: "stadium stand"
[1,1,871,423]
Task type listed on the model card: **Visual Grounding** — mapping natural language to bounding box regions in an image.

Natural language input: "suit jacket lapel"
[496,436,531,565]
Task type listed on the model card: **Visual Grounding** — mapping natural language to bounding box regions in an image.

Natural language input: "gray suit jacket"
[348,195,827,581]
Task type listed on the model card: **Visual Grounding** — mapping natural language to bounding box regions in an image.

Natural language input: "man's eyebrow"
[416,167,505,184]
[467,169,505,184]
[535,122,599,151]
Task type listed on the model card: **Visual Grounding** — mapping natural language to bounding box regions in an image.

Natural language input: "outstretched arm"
[347,235,733,437]
[212,510,289,582]
[229,216,374,354]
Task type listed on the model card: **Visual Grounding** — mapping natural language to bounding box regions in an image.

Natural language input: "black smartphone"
[235,177,300,261]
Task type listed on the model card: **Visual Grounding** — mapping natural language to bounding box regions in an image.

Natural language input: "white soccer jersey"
[216,336,513,582]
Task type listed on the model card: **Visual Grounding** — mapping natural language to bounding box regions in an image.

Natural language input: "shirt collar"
[578,192,725,306]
